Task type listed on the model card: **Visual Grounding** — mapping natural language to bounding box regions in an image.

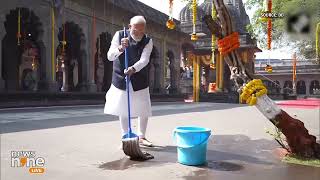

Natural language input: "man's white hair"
[130,15,146,25]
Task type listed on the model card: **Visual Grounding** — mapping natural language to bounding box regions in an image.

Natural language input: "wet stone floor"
[99,135,320,180]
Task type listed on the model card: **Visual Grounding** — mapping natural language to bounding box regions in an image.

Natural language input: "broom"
[121,26,154,160]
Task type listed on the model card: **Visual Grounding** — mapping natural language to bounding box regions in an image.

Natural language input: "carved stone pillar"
[0,17,5,91]
[60,58,69,92]
[169,57,175,94]
[305,79,311,96]
[149,61,155,93]
[45,8,59,92]
[84,20,97,92]
[279,80,284,94]
[153,62,161,93]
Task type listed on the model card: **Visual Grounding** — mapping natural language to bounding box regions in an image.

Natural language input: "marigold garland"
[240,79,268,106]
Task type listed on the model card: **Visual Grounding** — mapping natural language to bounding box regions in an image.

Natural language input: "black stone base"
[200,92,239,103]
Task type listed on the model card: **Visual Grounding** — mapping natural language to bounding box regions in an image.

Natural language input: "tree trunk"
[274,110,320,158]
[203,0,320,159]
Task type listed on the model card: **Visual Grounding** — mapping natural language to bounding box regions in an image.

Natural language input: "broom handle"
[123,27,132,137]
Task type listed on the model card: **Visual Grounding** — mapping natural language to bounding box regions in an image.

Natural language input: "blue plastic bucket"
[173,126,211,166]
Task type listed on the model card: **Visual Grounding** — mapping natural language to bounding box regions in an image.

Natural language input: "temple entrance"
[20,40,40,91]
[296,80,306,95]
[310,80,320,95]
[149,46,160,94]
[283,80,293,94]
[165,50,178,94]
[56,22,84,92]
[2,8,43,91]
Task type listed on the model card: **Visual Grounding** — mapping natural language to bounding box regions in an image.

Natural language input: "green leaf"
[283,155,320,167]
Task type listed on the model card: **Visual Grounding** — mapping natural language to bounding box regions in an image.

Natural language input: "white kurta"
[104,31,153,117]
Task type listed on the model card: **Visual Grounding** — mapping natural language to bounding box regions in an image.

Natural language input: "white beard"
[130,33,142,42]
[132,36,142,42]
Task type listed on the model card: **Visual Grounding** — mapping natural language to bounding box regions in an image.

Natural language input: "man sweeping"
[104,15,153,149]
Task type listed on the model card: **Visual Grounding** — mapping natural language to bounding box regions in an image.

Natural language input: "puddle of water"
[183,169,212,180]
[181,161,244,180]
[205,161,244,171]
[99,157,147,170]
[98,145,177,170]
[182,162,320,180]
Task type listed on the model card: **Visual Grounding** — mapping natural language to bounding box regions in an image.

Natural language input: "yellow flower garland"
[267,0,272,50]
[316,23,320,60]
[211,1,216,68]
[240,79,268,106]
[191,0,198,41]
[17,8,21,45]
[192,0,197,25]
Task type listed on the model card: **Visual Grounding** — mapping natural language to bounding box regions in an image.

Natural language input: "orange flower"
[166,19,176,30]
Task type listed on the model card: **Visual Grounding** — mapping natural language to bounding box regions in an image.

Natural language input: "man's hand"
[118,38,129,52]
[124,66,136,76]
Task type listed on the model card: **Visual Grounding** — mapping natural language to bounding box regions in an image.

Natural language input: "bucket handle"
[173,132,211,148]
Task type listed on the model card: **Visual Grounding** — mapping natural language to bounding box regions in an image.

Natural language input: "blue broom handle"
[123,27,132,137]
